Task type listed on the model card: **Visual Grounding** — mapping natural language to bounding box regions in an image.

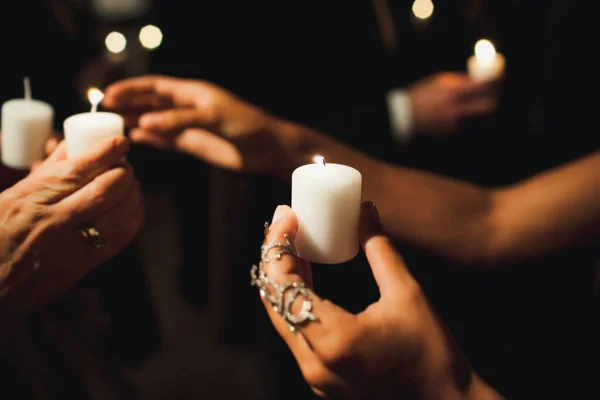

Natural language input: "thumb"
[262,205,308,283]
[40,140,67,165]
[139,108,219,134]
[360,201,416,299]
[45,135,61,157]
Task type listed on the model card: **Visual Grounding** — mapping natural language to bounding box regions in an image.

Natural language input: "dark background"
[1,0,598,399]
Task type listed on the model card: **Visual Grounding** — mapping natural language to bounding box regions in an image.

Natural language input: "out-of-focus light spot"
[474,39,496,62]
[139,25,163,49]
[105,31,127,54]
[412,0,434,20]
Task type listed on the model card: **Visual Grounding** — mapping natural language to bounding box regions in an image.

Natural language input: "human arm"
[103,75,600,268]
[252,203,504,399]
[270,117,600,267]
[387,72,501,143]
[0,137,144,333]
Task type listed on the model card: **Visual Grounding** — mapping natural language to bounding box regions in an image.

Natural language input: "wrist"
[421,359,503,400]
[465,375,504,400]
[263,114,321,181]
[414,321,503,400]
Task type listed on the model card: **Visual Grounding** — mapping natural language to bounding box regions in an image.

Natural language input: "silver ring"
[261,232,297,263]
[251,232,317,333]
[80,226,105,249]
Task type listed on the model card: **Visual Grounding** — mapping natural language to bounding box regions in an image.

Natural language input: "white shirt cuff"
[386,89,415,144]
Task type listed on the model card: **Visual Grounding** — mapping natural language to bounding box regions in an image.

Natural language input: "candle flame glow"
[88,88,104,113]
[139,25,163,50]
[474,39,496,63]
[313,155,326,166]
[105,31,127,54]
[412,0,434,20]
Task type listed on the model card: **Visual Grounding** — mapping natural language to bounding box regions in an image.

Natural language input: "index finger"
[257,206,357,360]
[455,78,500,101]
[360,201,420,300]
[103,75,188,109]
[33,136,130,204]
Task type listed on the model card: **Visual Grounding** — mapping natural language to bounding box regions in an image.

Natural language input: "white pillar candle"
[291,156,362,264]
[64,88,124,158]
[467,39,505,82]
[1,77,54,169]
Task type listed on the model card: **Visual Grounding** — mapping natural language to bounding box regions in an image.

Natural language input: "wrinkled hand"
[256,203,488,399]
[103,75,284,174]
[408,72,501,136]
[0,137,144,330]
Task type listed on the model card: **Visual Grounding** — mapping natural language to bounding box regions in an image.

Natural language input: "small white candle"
[64,88,124,158]
[291,156,362,264]
[467,39,505,82]
[1,77,54,169]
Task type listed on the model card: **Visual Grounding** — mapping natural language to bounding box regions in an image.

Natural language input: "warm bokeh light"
[474,39,496,62]
[88,88,104,110]
[412,0,434,20]
[313,155,326,166]
[139,25,163,49]
[105,31,127,54]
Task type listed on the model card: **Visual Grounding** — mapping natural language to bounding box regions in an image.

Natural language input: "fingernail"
[361,201,382,236]
[140,114,160,128]
[129,128,142,140]
[272,205,284,224]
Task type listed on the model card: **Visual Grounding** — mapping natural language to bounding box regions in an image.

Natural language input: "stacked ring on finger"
[251,222,317,333]
[80,226,105,249]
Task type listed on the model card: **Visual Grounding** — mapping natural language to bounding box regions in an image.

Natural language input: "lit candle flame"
[313,155,326,166]
[474,39,496,63]
[88,88,104,113]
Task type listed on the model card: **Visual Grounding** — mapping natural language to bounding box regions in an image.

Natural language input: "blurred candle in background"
[1,77,54,169]
[411,0,434,31]
[467,39,506,82]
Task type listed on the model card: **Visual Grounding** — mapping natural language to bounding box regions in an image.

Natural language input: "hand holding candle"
[291,156,362,264]
[64,88,124,158]
[467,39,505,83]
[1,77,54,169]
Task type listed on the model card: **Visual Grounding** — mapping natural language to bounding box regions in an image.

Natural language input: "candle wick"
[313,156,326,166]
[91,104,98,113]
[24,77,31,100]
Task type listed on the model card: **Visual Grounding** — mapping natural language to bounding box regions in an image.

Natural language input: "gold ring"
[80,226,105,249]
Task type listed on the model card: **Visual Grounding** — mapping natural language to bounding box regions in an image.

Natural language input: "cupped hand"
[0,136,145,330]
[408,72,501,136]
[103,75,284,174]
[255,203,495,399]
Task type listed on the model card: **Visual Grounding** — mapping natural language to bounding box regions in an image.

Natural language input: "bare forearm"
[270,118,495,265]
[269,117,600,267]
[488,151,600,262]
